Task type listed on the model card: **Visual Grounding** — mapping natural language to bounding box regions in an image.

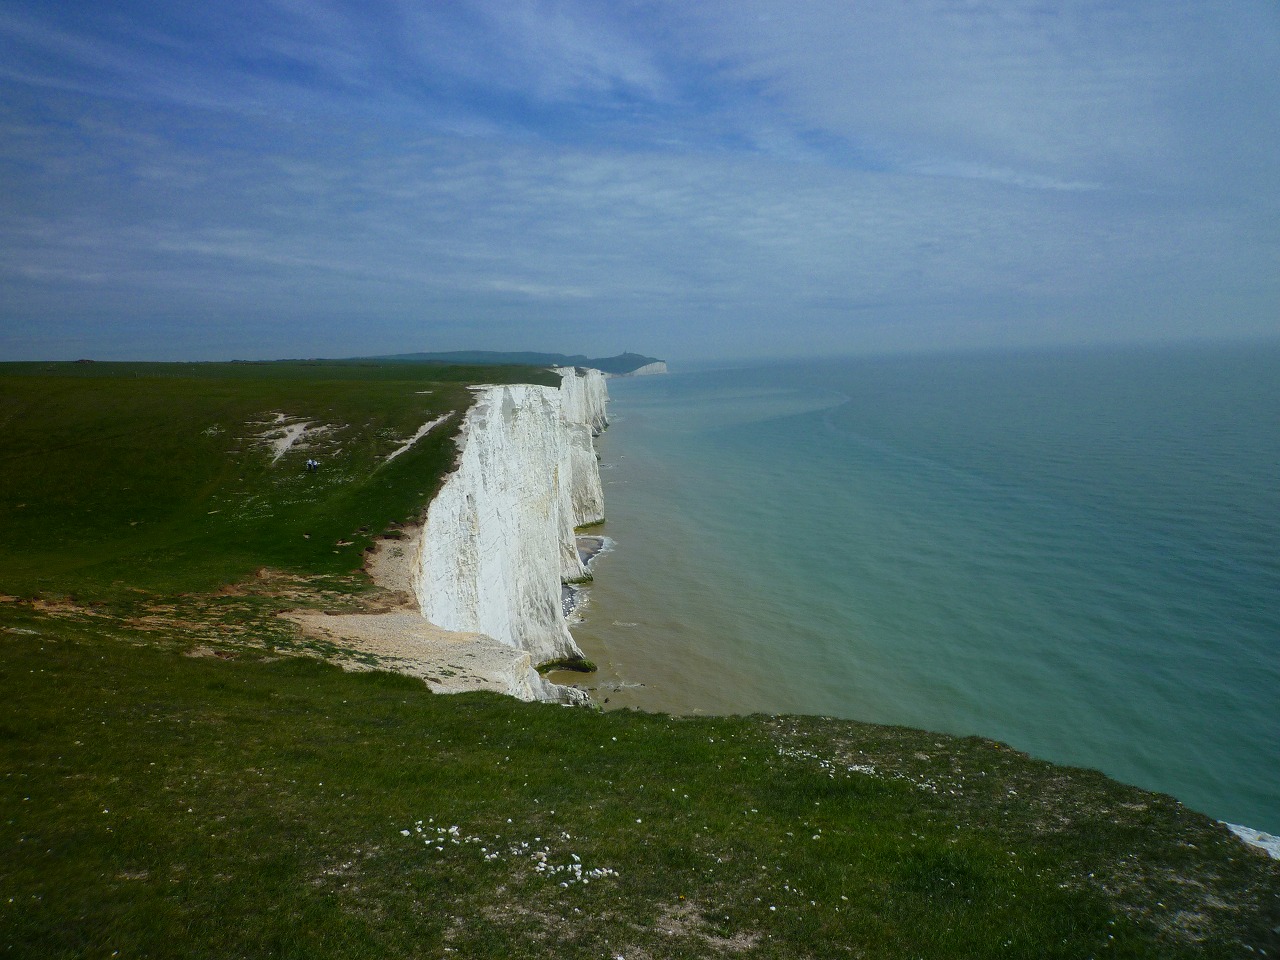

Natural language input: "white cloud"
[657,0,1280,190]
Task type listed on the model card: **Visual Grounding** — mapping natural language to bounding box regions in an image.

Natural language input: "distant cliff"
[374,350,664,377]
[610,360,667,377]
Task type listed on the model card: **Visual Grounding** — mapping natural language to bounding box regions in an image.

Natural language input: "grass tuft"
[536,657,598,675]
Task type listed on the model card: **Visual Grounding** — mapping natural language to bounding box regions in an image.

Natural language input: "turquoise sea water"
[568,341,1280,834]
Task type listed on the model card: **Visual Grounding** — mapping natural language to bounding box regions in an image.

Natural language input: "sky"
[1,0,1277,362]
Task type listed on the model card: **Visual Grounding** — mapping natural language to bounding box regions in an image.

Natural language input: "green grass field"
[2,362,1277,958]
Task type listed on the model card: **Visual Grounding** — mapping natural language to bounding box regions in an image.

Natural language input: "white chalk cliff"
[612,360,667,377]
[556,365,610,435]
[554,366,607,545]
[413,367,609,699]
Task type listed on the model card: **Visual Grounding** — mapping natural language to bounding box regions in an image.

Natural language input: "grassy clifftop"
[1,362,1277,958]
[0,360,557,600]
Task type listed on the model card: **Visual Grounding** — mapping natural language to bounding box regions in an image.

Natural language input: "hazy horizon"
[3,1,1277,362]
[8,332,1280,369]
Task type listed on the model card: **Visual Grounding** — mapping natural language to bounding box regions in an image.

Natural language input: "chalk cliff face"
[555,367,607,541]
[556,366,610,435]
[413,368,608,690]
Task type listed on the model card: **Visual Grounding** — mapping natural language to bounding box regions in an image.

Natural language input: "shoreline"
[560,534,614,631]
[575,534,610,566]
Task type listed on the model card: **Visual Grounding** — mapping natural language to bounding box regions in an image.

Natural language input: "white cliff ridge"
[413,368,609,696]
[554,366,606,545]
[610,360,667,377]
[556,365,610,435]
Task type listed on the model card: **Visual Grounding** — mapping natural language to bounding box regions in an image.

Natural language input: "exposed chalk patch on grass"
[250,412,330,463]
[385,413,453,463]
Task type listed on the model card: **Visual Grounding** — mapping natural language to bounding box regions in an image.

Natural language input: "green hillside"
[1,362,1276,959]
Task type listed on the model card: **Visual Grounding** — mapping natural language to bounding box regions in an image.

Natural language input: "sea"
[566,340,1280,835]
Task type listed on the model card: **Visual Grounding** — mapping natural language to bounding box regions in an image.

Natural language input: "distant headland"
[369,350,666,377]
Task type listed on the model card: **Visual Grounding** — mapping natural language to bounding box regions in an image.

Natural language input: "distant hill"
[371,351,663,376]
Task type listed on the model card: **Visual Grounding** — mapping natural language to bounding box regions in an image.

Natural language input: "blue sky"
[1,0,1277,361]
